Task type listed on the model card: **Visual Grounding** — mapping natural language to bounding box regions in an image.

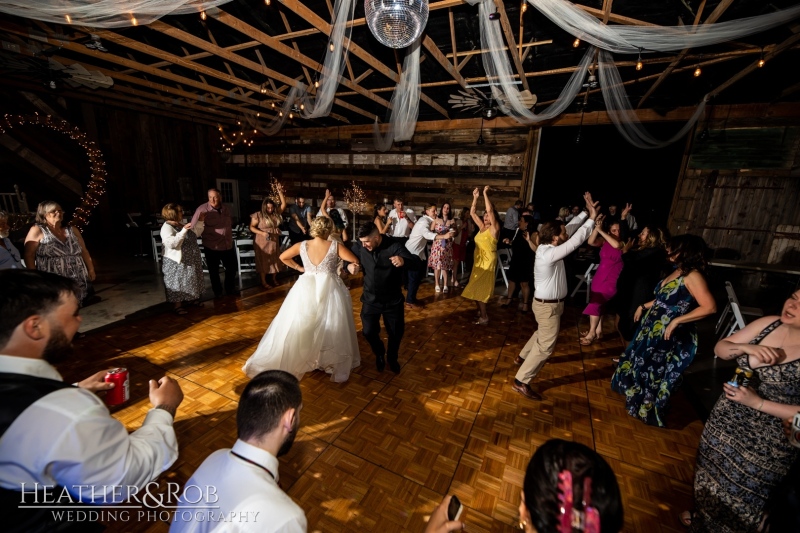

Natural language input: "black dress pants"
[361,300,405,364]
[204,247,238,295]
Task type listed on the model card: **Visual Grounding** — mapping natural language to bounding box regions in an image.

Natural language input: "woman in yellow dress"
[461,186,501,325]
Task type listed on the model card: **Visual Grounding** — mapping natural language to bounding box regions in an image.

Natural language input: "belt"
[534,297,565,304]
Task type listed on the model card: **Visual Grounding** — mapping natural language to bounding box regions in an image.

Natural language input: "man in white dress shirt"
[171,370,306,533]
[512,193,599,401]
[405,204,454,309]
[387,197,417,238]
[0,270,184,530]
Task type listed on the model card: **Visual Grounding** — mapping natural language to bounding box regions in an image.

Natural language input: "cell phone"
[790,413,800,449]
[447,495,463,521]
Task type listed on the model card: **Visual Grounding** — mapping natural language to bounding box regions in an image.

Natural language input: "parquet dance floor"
[61,278,705,532]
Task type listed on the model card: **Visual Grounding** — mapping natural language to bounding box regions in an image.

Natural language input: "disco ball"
[365,0,429,49]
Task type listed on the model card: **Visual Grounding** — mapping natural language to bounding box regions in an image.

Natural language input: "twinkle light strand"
[344,181,367,215]
[0,113,107,231]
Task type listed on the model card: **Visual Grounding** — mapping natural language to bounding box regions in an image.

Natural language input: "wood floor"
[61,278,705,532]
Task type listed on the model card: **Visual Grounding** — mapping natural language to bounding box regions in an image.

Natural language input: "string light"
[289,112,293,119]
[314,80,320,89]
[344,181,368,223]
[269,177,285,204]
[300,103,304,110]
[694,66,702,77]
[757,48,765,67]
[521,1,527,13]
[279,111,283,117]
[635,48,643,71]
[573,38,580,48]
[131,16,138,26]
[271,102,276,108]
[65,14,72,24]
[329,42,335,52]
[200,10,206,20]
[0,114,108,230]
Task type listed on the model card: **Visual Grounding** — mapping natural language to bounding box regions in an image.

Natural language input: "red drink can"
[104,368,130,406]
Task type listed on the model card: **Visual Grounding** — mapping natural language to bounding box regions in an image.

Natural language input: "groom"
[348,222,417,373]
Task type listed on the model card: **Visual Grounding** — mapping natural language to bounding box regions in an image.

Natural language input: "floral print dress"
[611,275,698,427]
[427,220,454,271]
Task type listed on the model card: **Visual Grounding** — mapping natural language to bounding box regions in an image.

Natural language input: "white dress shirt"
[161,221,205,264]
[0,355,178,501]
[387,208,417,238]
[533,213,595,301]
[170,440,307,533]
[405,215,438,259]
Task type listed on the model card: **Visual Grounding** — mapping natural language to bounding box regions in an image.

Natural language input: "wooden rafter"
[637,0,731,108]
[276,0,449,119]
[147,21,351,122]
[449,8,458,68]
[709,31,800,99]
[422,34,467,89]
[210,8,390,116]
[492,0,530,92]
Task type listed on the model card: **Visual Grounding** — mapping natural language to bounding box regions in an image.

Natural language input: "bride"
[243,216,361,382]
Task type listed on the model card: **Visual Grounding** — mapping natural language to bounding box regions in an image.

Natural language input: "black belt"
[534,297,565,304]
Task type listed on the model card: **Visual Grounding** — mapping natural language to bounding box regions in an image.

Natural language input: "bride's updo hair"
[309,216,334,240]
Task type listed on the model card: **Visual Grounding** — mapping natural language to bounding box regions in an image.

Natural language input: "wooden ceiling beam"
[637,0,730,108]
[211,8,389,115]
[446,39,552,60]
[449,8,458,68]
[148,21,351,123]
[422,34,467,89]
[336,47,771,94]
[709,31,800,99]
[492,0,530,92]
[276,0,450,118]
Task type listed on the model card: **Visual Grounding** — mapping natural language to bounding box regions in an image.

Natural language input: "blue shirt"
[0,238,23,270]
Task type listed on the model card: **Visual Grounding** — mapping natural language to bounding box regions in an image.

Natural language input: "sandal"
[518,301,529,312]
[443,286,449,293]
[174,307,188,315]
[679,511,695,528]
[611,357,620,364]
[579,336,596,346]
[435,285,441,293]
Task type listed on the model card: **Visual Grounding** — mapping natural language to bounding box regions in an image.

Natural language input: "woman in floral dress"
[610,234,716,427]
[428,202,455,293]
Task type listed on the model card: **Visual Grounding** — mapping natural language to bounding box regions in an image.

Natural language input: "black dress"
[611,246,666,341]
[507,230,534,284]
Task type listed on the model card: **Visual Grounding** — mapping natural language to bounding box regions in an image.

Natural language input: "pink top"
[191,202,233,251]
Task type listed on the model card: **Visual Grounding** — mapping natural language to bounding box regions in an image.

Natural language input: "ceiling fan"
[448,87,537,118]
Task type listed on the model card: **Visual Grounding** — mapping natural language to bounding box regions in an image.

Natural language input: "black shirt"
[287,204,310,233]
[350,236,416,305]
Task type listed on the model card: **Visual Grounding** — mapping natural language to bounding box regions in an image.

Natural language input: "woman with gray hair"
[0,211,23,269]
[24,201,95,303]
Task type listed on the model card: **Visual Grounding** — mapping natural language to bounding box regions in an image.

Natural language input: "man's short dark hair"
[393,197,404,204]
[237,370,302,441]
[514,200,524,208]
[539,220,565,245]
[0,270,78,348]
[358,221,379,239]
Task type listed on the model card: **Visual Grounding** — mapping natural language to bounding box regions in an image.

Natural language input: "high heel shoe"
[518,301,529,312]
[475,317,489,325]
[435,285,442,293]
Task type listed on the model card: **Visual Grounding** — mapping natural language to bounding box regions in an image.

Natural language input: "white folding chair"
[198,239,209,273]
[235,239,257,288]
[496,248,512,288]
[570,263,597,303]
[150,229,162,264]
[718,281,764,341]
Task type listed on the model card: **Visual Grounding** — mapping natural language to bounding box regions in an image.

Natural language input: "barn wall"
[227,126,537,216]
[668,123,800,264]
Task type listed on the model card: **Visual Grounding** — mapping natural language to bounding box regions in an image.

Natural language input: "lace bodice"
[300,240,340,275]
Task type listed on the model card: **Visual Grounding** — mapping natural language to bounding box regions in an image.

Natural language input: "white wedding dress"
[243,240,360,382]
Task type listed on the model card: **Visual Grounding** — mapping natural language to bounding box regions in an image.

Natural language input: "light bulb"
[237,120,241,125]
[256,112,260,117]
[289,112,293,119]
[200,10,206,20]
[314,80,319,88]
[573,38,580,48]
[329,42,335,52]
[265,0,271,5]
[65,14,72,24]
[757,58,765,68]
[300,104,304,110]
[271,102,275,108]
[254,129,257,133]
[131,16,138,26]
[694,67,702,77]
[521,2,527,13]
[279,111,283,117]
[636,59,643,71]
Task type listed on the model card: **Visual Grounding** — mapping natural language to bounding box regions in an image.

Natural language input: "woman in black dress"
[499,214,538,312]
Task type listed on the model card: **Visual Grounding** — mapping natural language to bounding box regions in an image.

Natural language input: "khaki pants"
[515,299,565,384]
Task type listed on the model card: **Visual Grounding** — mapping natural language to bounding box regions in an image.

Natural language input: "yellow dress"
[461,229,498,303]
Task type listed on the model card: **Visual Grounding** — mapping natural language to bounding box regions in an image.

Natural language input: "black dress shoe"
[512,379,543,401]
[388,360,401,373]
[514,356,525,366]
[376,355,386,372]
